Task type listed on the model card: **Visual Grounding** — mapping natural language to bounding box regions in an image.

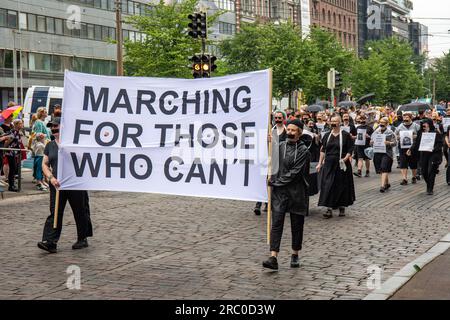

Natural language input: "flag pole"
[53,190,60,229]
[267,68,273,245]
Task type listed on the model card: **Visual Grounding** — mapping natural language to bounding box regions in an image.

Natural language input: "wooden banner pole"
[53,189,60,229]
[267,68,273,245]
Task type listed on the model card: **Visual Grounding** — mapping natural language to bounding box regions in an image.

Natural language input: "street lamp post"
[115,0,124,76]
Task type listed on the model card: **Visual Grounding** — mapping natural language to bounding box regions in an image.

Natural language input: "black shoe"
[416,175,421,181]
[385,183,391,190]
[380,186,385,193]
[353,171,362,178]
[262,256,278,270]
[254,208,261,216]
[290,254,300,268]
[365,171,370,177]
[338,207,346,216]
[427,189,434,195]
[412,177,417,184]
[37,241,57,253]
[8,186,19,192]
[72,238,89,250]
[262,204,268,212]
[400,179,408,185]
[323,209,333,219]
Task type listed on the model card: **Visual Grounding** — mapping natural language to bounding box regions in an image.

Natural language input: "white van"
[23,86,63,129]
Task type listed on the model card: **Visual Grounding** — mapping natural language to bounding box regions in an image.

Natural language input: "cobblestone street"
[1,167,449,300]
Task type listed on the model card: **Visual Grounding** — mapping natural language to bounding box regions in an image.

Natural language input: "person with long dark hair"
[317,115,355,218]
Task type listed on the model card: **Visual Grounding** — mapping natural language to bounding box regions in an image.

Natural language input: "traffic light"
[199,12,207,39]
[334,70,342,87]
[201,55,210,77]
[210,55,217,72]
[190,55,202,78]
[188,13,201,38]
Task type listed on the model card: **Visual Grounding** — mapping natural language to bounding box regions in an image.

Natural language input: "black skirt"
[308,172,319,196]
[318,155,356,208]
[373,153,393,173]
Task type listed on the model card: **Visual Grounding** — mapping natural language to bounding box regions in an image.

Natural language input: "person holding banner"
[408,118,444,195]
[395,113,420,185]
[263,119,310,270]
[371,118,397,193]
[37,117,93,253]
[317,115,355,218]
[255,110,287,216]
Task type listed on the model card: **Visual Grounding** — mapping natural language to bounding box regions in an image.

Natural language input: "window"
[19,12,27,30]
[128,1,134,14]
[102,26,109,40]
[135,32,141,42]
[51,55,62,72]
[94,0,102,9]
[81,23,88,38]
[72,24,80,37]
[55,18,63,35]
[63,20,72,36]
[134,2,140,15]
[7,10,18,28]
[37,15,46,32]
[129,31,135,42]
[32,53,51,71]
[88,24,95,39]
[4,49,14,68]
[102,0,109,10]
[74,57,93,73]
[109,27,116,40]
[94,25,102,40]
[0,9,6,27]
[123,29,129,40]
[46,17,55,33]
[27,14,36,31]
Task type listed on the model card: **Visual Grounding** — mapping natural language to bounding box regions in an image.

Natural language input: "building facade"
[309,0,359,51]
[409,21,428,56]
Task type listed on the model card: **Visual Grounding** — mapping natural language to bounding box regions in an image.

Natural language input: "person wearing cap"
[316,114,355,218]
[407,118,444,195]
[262,119,310,270]
[37,117,93,253]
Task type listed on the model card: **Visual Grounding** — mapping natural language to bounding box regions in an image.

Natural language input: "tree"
[123,0,220,78]
[424,51,450,102]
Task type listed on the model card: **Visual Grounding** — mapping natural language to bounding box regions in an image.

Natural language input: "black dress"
[301,133,319,196]
[318,131,356,208]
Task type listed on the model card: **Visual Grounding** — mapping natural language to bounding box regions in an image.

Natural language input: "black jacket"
[270,139,311,215]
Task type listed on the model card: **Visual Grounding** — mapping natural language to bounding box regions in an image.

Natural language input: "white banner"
[355,128,366,146]
[419,132,436,152]
[372,133,386,153]
[442,117,450,132]
[57,70,270,202]
[399,131,413,149]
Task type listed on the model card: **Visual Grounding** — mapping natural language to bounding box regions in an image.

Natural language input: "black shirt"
[44,140,59,178]
[322,131,354,157]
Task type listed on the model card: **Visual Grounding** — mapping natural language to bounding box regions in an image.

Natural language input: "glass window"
[86,0,94,7]
[63,20,72,36]
[51,55,62,72]
[94,0,102,8]
[7,10,18,28]
[37,16,46,32]
[33,53,51,71]
[94,25,102,40]
[46,17,55,33]
[72,24,80,37]
[55,18,63,35]
[129,31,135,42]
[134,2,140,15]
[81,23,88,38]
[109,27,116,40]
[62,56,72,70]
[74,57,93,73]
[4,50,14,68]
[87,24,95,39]
[122,29,129,40]
[128,1,134,14]
[122,0,128,13]
[135,32,141,42]
[101,0,109,10]
[0,9,7,27]
[110,61,117,75]
[27,14,36,31]
[19,12,27,30]
[102,26,109,41]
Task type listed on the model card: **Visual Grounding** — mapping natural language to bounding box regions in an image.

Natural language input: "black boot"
[290,254,300,268]
[262,256,278,270]
[37,241,57,253]
[72,238,89,250]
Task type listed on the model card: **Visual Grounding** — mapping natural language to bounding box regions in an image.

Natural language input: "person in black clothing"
[3,119,23,192]
[302,119,320,197]
[317,115,356,218]
[254,110,287,216]
[262,119,310,270]
[354,114,373,177]
[37,117,93,253]
[408,118,444,195]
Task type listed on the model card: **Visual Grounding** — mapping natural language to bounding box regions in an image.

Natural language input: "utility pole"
[432,73,436,106]
[12,30,18,103]
[115,0,124,76]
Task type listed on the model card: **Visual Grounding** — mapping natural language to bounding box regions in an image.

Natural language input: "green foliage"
[424,51,450,102]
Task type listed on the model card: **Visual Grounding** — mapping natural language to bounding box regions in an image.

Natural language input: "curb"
[363,232,450,300]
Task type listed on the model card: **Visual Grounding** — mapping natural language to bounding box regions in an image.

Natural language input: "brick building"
[310,0,358,51]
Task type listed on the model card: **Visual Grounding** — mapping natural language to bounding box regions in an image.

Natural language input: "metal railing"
[0,147,29,192]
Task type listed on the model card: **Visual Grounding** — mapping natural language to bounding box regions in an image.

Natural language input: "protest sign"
[372,133,386,153]
[399,131,413,149]
[58,70,270,202]
[419,132,436,152]
[355,128,366,146]
[442,118,450,133]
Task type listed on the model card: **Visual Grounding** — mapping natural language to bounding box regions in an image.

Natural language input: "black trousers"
[42,185,93,244]
[7,155,17,187]
[255,202,268,209]
[270,211,304,253]
[420,153,441,191]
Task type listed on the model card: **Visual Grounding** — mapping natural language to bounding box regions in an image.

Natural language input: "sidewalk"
[390,247,450,300]
[0,169,48,201]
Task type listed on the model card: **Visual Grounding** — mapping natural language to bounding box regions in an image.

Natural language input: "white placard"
[442,117,450,132]
[316,123,325,132]
[309,162,318,174]
[342,126,350,133]
[355,128,367,146]
[419,132,436,152]
[372,133,386,153]
[57,70,270,202]
[399,131,413,149]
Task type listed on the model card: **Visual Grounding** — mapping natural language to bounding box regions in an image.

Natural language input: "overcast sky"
[411,0,450,58]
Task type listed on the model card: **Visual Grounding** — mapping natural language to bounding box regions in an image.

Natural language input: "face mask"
[51,128,60,134]
[380,125,386,129]
[287,134,295,139]
[275,120,283,124]
[331,124,338,128]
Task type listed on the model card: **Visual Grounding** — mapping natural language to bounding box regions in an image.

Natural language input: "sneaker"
[290,254,300,268]
[338,207,346,217]
[323,209,333,219]
[411,177,417,184]
[72,238,89,250]
[37,184,48,191]
[400,179,408,185]
[254,207,261,216]
[262,256,278,270]
[37,241,57,254]
[8,186,19,192]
